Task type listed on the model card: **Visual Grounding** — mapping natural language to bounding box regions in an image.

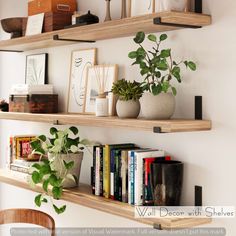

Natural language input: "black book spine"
[99,147,103,196]
[92,146,97,194]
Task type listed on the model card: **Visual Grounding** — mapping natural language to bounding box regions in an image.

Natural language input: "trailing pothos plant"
[111,79,143,101]
[128,31,197,96]
[28,126,89,214]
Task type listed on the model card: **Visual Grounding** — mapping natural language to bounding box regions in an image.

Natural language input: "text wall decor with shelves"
[0,169,212,230]
[0,11,211,52]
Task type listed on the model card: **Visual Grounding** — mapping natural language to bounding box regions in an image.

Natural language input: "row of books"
[8,135,36,173]
[91,143,171,206]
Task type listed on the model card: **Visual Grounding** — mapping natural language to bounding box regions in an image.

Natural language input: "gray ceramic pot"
[140,92,175,120]
[116,99,140,118]
[48,152,83,188]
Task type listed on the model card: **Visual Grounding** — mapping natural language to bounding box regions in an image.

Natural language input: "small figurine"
[0,99,9,112]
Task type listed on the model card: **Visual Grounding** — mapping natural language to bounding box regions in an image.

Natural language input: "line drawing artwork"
[68,49,96,113]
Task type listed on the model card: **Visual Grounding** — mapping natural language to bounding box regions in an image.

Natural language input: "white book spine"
[134,150,165,206]
[95,147,100,196]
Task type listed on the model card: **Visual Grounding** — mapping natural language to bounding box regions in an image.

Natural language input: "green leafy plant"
[29,126,89,214]
[128,32,197,96]
[111,79,143,101]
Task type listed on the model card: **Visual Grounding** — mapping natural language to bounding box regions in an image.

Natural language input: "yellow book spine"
[103,145,110,198]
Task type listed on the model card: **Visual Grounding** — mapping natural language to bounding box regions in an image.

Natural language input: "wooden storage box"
[9,94,58,113]
[23,12,72,34]
[28,0,77,16]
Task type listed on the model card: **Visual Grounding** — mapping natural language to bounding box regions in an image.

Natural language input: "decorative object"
[131,0,154,16]
[95,95,109,117]
[128,32,196,119]
[156,0,188,12]
[76,11,99,25]
[25,13,44,36]
[0,100,9,112]
[104,0,112,21]
[84,65,118,115]
[9,94,58,113]
[29,126,90,214]
[67,48,97,113]
[150,160,183,206]
[127,0,132,17]
[0,17,27,39]
[111,79,142,118]
[121,0,127,19]
[28,0,77,16]
[25,53,48,85]
[185,0,191,12]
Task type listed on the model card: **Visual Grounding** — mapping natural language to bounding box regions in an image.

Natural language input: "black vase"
[150,160,183,206]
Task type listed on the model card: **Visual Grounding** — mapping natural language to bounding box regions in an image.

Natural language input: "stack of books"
[91,143,170,206]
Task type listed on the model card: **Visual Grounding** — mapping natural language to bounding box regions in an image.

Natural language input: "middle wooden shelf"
[0,112,211,133]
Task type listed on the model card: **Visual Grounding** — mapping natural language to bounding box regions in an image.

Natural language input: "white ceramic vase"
[157,0,187,12]
[48,152,83,188]
[116,99,140,118]
[140,92,175,120]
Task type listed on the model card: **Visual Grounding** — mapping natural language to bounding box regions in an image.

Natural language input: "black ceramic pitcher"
[150,160,183,206]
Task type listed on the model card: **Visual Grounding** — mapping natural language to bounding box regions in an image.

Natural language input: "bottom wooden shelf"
[0,169,211,229]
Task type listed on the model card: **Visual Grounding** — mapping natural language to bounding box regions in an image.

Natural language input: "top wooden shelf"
[0,112,211,133]
[0,169,211,229]
[0,11,211,52]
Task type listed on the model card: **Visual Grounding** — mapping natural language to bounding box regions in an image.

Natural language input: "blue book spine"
[128,151,135,205]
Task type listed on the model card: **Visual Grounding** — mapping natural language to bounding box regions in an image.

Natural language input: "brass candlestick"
[104,0,112,22]
[121,0,127,19]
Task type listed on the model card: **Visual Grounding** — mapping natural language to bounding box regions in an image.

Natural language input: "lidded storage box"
[28,0,77,16]
[9,94,58,113]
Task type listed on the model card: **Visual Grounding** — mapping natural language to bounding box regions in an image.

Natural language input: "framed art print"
[67,48,97,113]
[25,53,48,85]
[84,64,118,115]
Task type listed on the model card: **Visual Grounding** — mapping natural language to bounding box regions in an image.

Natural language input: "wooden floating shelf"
[0,11,211,51]
[0,169,211,229]
[0,112,211,133]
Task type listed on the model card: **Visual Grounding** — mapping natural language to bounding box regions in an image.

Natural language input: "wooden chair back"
[0,209,55,236]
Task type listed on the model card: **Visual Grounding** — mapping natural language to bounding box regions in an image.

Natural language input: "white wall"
[0,0,236,235]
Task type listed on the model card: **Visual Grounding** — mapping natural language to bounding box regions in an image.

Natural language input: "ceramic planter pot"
[157,0,187,12]
[116,99,140,118]
[150,160,184,206]
[140,92,175,120]
[48,152,83,188]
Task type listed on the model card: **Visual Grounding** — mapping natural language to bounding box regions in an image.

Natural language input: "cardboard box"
[28,0,77,16]
[9,94,58,113]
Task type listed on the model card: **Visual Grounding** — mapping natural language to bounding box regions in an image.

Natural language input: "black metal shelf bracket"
[0,49,23,53]
[195,96,203,120]
[153,17,202,29]
[195,185,203,207]
[53,120,60,125]
[153,223,163,230]
[53,35,96,43]
[153,127,166,134]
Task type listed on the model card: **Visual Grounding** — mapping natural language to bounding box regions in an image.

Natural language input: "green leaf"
[134,31,145,44]
[39,164,52,176]
[32,163,41,170]
[42,198,48,203]
[187,61,197,71]
[50,127,58,135]
[38,135,46,142]
[35,194,42,207]
[128,51,138,59]
[152,84,162,95]
[162,81,170,93]
[63,160,74,170]
[160,34,168,41]
[73,175,79,186]
[140,68,149,76]
[49,174,62,187]
[148,34,157,42]
[172,66,180,74]
[136,47,146,57]
[69,126,79,135]
[52,186,63,199]
[171,87,177,96]
[53,204,66,214]
[32,171,41,184]
[43,179,50,192]
[160,49,171,58]
[157,60,168,71]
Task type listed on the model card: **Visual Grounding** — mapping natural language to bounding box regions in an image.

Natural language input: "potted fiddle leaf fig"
[128,31,196,119]
[111,79,143,118]
[28,126,90,214]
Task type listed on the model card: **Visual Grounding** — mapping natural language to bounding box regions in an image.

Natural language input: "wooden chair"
[0,209,55,236]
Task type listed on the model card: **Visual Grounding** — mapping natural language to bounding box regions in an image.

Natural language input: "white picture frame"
[84,65,118,115]
[25,13,44,36]
[67,48,97,113]
[25,53,48,85]
[131,0,154,16]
